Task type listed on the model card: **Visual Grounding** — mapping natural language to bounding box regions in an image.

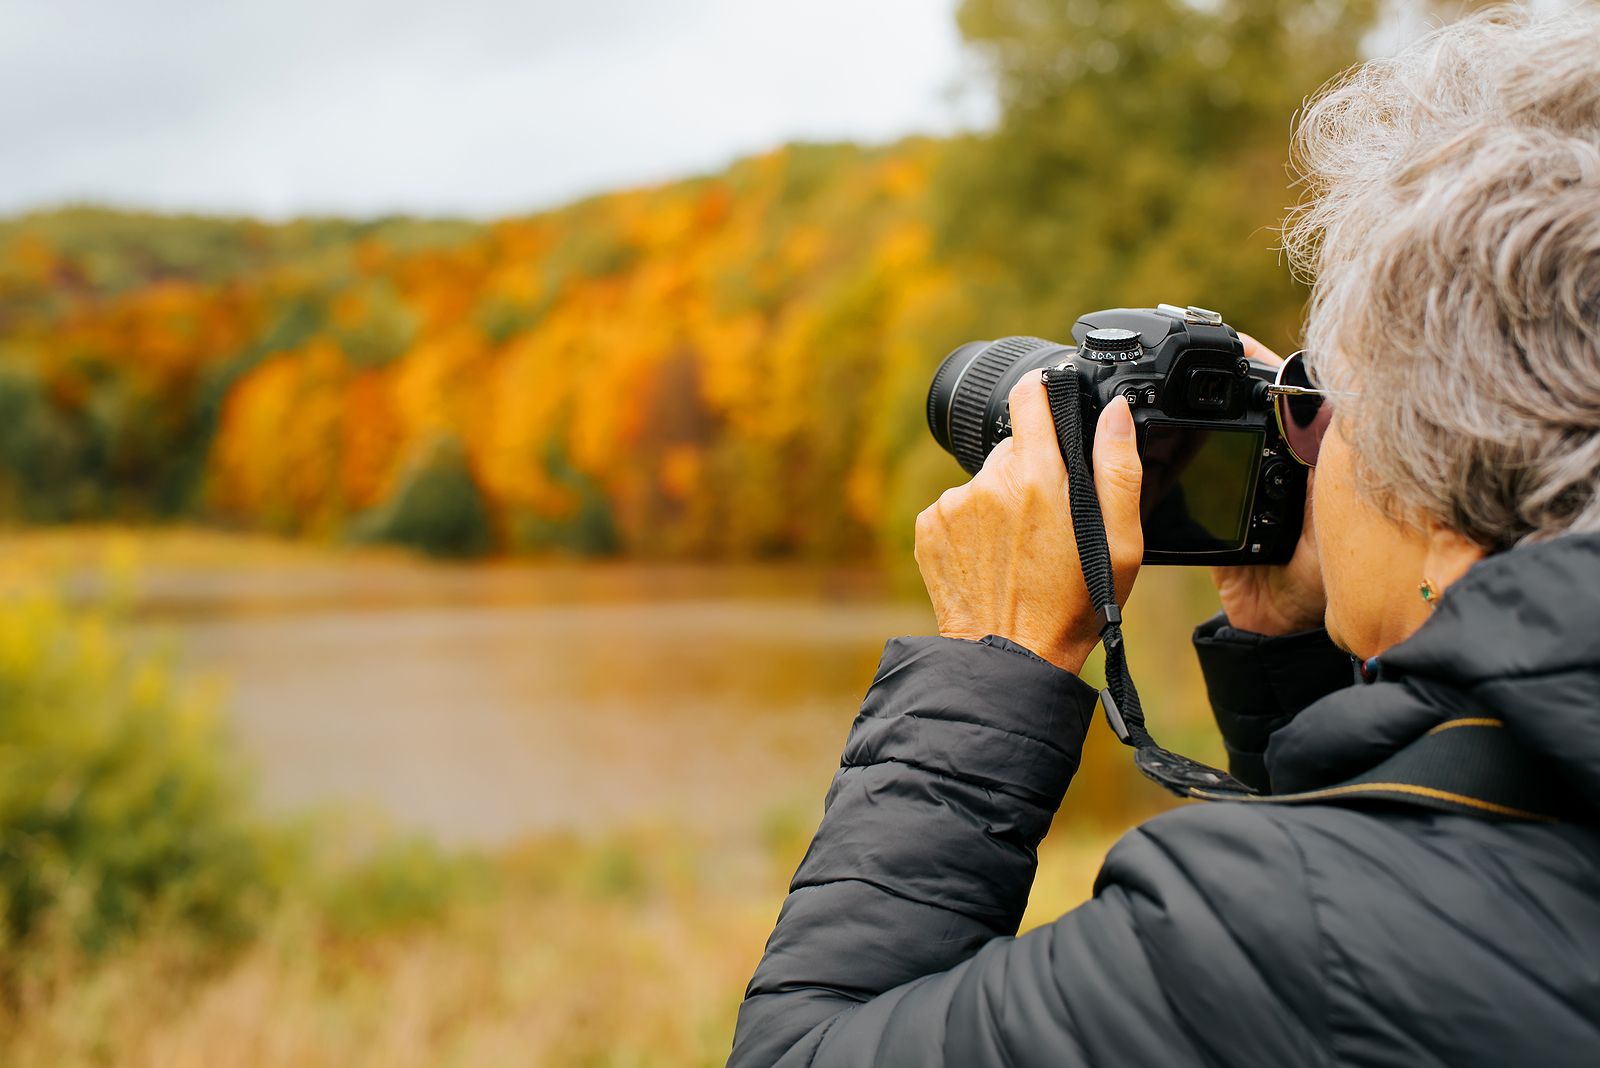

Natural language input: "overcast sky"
[0,0,989,219]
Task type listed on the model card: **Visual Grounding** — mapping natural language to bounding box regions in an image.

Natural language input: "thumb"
[1093,397,1144,571]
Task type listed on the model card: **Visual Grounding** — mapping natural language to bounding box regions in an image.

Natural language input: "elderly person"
[730,8,1600,1067]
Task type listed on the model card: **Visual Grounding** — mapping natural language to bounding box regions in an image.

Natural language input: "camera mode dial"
[1081,327,1142,362]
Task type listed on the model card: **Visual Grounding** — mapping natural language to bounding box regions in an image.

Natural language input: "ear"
[1421,522,1489,593]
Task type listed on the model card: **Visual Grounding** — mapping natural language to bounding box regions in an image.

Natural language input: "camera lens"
[926,342,987,452]
[926,337,1070,474]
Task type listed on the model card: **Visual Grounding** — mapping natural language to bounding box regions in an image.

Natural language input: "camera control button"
[1083,327,1141,361]
[1261,459,1293,502]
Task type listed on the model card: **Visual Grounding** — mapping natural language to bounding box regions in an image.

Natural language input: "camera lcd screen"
[1138,424,1261,553]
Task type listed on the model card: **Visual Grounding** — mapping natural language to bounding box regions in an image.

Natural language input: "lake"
[92,550,933,846]
[25,530,1213,848]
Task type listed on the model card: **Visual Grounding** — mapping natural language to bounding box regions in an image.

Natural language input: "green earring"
[1419,579,1437,606]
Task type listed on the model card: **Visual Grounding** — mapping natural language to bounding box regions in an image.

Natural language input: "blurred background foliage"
[0,0,1377,562]
[0,585,282,962]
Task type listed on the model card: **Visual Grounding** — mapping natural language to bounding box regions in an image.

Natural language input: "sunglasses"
[1265,349,1340,467]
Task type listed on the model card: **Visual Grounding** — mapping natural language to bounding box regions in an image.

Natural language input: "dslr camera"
[927,304,1305,566]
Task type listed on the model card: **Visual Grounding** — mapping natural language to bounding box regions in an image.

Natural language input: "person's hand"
[913,369,1144,674]
[1208,334,1327,636]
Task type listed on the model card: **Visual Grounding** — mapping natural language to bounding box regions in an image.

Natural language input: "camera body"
[927,305,1305,566]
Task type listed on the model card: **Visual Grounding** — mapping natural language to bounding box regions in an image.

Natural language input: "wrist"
[939,628,1096,674]
[1225,602,1324,638]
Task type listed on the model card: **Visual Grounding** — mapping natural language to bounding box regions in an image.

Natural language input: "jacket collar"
[1266,532,1600,805]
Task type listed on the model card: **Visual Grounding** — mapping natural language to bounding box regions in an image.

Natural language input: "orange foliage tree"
[0,144,968,557]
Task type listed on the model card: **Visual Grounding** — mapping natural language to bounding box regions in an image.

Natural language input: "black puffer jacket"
[731,533,1600,1066]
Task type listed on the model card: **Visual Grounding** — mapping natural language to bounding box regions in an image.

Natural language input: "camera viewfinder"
[1187,368,1233,412]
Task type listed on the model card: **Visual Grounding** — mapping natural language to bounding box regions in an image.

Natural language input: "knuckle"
[1007,369,1043,410]
[1014,470,1049,507]
[1105,463,1142,495]
[1027,447,1067,485]
[1010,477,1055,517]
[965,477,997,507]
[1096,451,1142,493]
[977,443,1011,478]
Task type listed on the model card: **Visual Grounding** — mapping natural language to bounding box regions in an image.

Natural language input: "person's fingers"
[1092,396,1144,574]
[1237,332,1285,369]
[1004,370,1060,465]
[978,434,1016,474]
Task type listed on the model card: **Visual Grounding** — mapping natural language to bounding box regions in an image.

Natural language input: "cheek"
[1312,425,1376,645]
[1311,434,1352,574]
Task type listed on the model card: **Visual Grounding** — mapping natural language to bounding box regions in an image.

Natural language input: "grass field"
[3,816,1119,1067]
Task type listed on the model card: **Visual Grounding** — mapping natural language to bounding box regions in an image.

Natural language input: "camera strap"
[1041,363,1257,797]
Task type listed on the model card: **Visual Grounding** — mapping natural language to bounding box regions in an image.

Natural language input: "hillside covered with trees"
[0,0,1379,559]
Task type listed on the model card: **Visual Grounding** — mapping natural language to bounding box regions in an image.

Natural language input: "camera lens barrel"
[926,336,1067,474]
[925,342,985,452]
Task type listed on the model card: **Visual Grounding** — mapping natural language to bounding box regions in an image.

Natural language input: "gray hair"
[1283,4,1600,550]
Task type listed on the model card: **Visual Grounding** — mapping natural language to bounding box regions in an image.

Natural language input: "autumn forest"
[0,0,1385,561]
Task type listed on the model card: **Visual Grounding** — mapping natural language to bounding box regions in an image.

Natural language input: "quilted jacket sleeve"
[1192,614,1356,791]
[730,635,1327,1068]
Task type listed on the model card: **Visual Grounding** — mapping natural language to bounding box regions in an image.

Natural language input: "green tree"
[938,0,1378,344]
[350,434,493,558]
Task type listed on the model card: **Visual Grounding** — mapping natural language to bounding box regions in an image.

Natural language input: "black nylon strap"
[1042,365,1150,747]
[1040,364,1252,796]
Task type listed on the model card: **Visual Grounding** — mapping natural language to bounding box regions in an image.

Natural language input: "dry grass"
[1,821,1121,1068]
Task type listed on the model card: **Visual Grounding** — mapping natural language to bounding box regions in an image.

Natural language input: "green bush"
[0,588,289,967]
[349,434,494,557]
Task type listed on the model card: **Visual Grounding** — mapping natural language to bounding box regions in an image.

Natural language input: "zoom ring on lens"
[926,344,973,448]
[947,336,1055,474]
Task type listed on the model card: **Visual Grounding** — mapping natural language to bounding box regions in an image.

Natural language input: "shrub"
[0,588,297,972]
[349,434,493,557]
[0,588,288,970]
